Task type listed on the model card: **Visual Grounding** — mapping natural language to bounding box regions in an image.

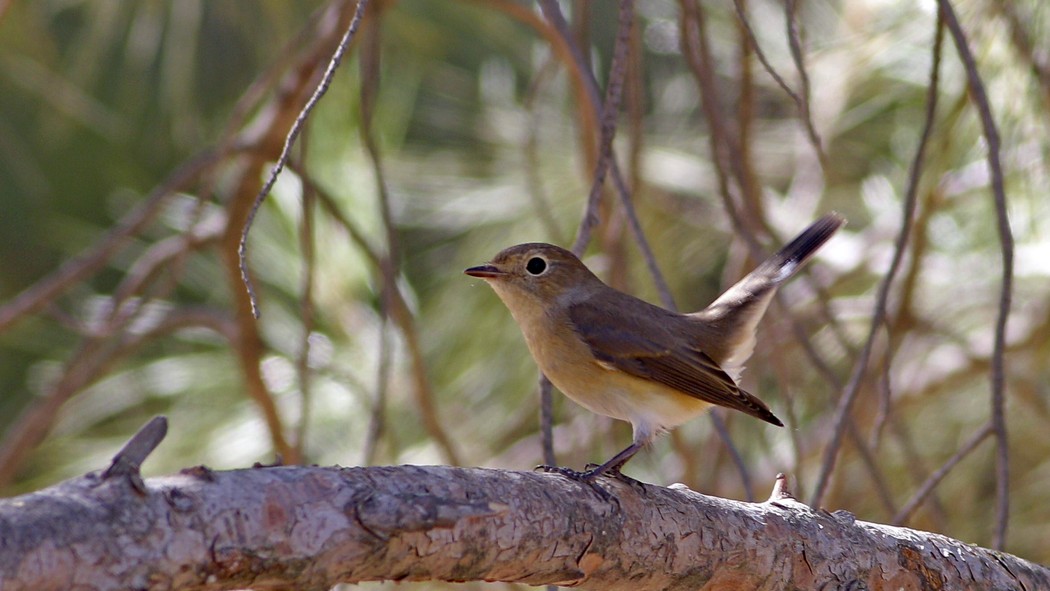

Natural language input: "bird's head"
[464,243,602,312]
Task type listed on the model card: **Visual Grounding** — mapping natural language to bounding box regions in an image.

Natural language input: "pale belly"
[545,356,712,440]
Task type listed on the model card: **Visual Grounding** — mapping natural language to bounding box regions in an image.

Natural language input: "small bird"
[465,213,845,481]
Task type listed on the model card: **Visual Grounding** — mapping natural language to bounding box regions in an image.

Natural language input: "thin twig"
[302,180,389,456]
[730,0,818,184]
[539,377,556,467]
[810,10,944,507]
[889,413,950,530]
[893,422,994,524]
[0,338,117,487]
[732,0,803,110]
[238,0,369,319]
[220,2,334,152]
[869,320,894,450]
[708,412,754,501]
[104,228,223,332]
[607,151,676,310]
[938,0,1014,551]
[522,55,566,244]
[293,154,318,458]
[364,318,392,465]
[679,0,760,254]
[734,0,764,222]
[783,0,827,168]
[539,0,675,309]
[359,3,398,269]
[567,0,633,257]
[0,162,222,482]
[358,2,391,467]
[846,420,898,517]
[304,171,382,266]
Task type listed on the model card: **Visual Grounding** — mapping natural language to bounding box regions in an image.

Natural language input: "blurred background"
[1,0,1049,586]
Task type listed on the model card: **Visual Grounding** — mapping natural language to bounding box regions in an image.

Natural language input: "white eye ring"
[525,256,548,276]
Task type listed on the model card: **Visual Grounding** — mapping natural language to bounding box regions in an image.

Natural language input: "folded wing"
[568,300,783,426]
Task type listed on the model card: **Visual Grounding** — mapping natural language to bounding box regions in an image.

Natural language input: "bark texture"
[0,464,1045,590]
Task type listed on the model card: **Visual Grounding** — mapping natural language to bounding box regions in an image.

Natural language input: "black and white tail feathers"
[761,213,847,284]
[692,213,845,380]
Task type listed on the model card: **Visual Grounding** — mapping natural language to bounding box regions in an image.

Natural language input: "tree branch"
[1,456,1045,590]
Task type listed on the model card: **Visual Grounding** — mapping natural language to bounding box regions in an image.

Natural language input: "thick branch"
[0,465,1045,590]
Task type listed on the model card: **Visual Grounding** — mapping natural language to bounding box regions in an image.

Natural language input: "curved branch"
[938,0,1014,550]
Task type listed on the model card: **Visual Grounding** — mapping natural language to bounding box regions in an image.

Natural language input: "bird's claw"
[535,464,597,481]
[535,464,614,501]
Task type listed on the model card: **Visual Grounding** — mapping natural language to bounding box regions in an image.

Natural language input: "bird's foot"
[535,464,599,481]
[534,464,613,501]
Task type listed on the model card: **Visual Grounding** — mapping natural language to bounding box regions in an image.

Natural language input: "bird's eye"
[525,256,548,276]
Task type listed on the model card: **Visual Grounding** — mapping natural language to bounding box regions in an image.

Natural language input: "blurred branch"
[811,10,944,507]
[538,0,675,310]
[733,0,826,173]
[888,417,949,530]
[732,0,802,118]
[0,167,224,486]
[538,376,557,467]
[988,0,1050,111]
[0,307,234,488]
[894,422,993,524]
[708,410,754,501]
[679,0,760,249]
[363,317,392,465]
[733,0,763,223]
[104,217,224,336]
[304,171,382,265]
[359,2,461,466]
[523,55,566,244]
[0,148,219,334]
[300,165,463,465]
[476,0,600,166]
[358,3,392,467]
[293,152,317,458]
[3,463,1048,590]
[568,0,633,257]
[938,0,1014,551]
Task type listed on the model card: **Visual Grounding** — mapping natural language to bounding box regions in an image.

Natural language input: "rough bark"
[0,461,1045,590]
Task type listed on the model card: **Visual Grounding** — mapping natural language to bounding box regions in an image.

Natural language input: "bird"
[464,213,845,481]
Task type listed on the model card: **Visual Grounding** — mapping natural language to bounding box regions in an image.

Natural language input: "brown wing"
[568,299,783,426]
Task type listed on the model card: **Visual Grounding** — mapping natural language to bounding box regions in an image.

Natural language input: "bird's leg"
[584,441,646,482]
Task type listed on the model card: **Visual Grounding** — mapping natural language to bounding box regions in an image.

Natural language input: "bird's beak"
[464,264,506,279]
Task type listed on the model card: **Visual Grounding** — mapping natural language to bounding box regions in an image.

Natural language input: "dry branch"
[0,454,1045,590]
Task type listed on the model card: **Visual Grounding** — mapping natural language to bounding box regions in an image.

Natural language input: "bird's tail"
[691,213,845,379]
[753,212,846,284]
